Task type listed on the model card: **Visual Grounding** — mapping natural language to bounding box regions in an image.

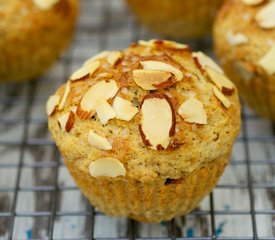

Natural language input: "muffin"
[126,0,223,38]
[0,0,79,82]
[214,0,275,120]
[47,39,240,223]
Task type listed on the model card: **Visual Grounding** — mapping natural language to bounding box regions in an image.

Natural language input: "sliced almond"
[256,1,275,29]
[139,93,175,150]
[178,98,207,124]
[57,111,75,132]
[89,157,126,177]
[83,51,110,66]
[77,80,119,119]
[138,39,188,49]
[258,45,275,75]
[33,0,60,10]
[70,106,77,114]
[192,51,223,73]
[112,97,138,121]
[205,66,235,95]
[242,0,265,6]
[140,60,183,81]
[88,130,112,150]
[226,31,249,46]
[133,69,173,90]
[70,60,101,81]
[107,51,123,66]
[46,95,60,116]
[94,99,116,125]
[59,81,71,110]
[213,86,231,108]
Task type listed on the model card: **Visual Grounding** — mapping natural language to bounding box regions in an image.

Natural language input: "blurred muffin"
[0,0,79,82]
[47,39,240,222]
[214,0,275,120]
[126,0,223,38]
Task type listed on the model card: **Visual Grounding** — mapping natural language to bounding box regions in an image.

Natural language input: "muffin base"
[65,154,229,223]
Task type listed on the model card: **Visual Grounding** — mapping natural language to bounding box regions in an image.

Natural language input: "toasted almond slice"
[140,60,183,81]
[70,106,77,114]
[192,51,223,73]
[89,157,126,177]
[58,81,71,110]
[226,31,249,46]
[205,66,235,95]
[213,86,231,108]
[138,39,189,49]
[112,97,138,121]
[133,69,173,90]
[57,111,75,132]
[258,45,275,75]
[94,99,116,125]
[33,0,60,10]
[242,0,265,5]
[46,95,60,116]
[139,93,175,150]
[70,60,101,81]
[256,1,275,29]
[107,51,123,66]
[83,51,110,66]
[88,130,112,150]
[178,98,207,124]
[77,80,119,119]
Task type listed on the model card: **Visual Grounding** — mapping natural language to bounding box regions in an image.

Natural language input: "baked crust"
[0,0,79,82]
[213,0,275,120]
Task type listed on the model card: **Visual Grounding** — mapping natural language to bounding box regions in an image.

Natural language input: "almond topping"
[94,99,116,125]
[58,81,71,110]
[205,66,235,95]
[33,0,60,10]
[226,31,249,46]
[139,93,176,150]
[133,69,173,90]
[256,1,275,29]
[138,39,188,49]
[112,97,138,121]
[258,45,275,75]
[178,98,207,124]
[140,60,183,81]
[242,0,265,6]
[89,157,126,177]
[83,51,110,66]
[192,51,223,73]
[107,51,123,66]
[213,86,231,108]
[77,80,119,119]
[57,111,75,132]
[70,60,101,81]
[46,95,60,116]
[88,130,112,150]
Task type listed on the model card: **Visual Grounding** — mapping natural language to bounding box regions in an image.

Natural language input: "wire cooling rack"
[0,0,275,239]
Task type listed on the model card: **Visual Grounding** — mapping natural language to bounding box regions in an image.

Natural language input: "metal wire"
[0,0,274,239]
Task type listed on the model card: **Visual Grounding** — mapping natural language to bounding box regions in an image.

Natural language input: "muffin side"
[213,0,275,120]
[0,0,79,82]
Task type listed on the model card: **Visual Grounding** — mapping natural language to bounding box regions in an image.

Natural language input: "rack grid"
[0,0,274,239]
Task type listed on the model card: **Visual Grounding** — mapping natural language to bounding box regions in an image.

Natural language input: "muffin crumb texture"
[214,0,275,120]
[48,39,240,222]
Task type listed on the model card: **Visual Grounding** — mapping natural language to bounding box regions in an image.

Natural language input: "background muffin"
[126,0,223,38]
[0,0,79,82]
[47,40,240,223]
[213,0,275,120]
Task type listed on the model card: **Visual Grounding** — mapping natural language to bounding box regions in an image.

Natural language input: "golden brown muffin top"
[0,0,77,32]
[47,40,240,182]
[214,0,275,78]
